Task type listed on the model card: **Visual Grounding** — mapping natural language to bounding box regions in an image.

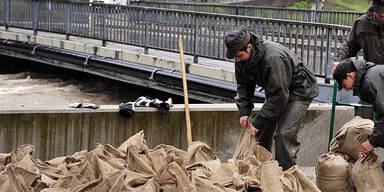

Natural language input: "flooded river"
[0,71,186,107]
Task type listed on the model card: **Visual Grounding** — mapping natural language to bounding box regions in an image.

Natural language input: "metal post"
[4,0,9,31]
[193,14,200,64]
[144,8,149,54]
[316,0,320,10]
[32,0,39,35]
[102,5,107,47]
[325,28,332,83]
[65,3,72,41]
[328,82,338,151]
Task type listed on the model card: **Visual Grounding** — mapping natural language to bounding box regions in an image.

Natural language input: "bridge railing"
[131,1,364,26]
[0,0,352,82]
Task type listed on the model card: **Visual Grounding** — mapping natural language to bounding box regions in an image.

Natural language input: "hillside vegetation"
[288,0,370,12]
[325,0,370,12]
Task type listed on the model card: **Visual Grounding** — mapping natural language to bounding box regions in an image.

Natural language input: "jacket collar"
[352,58,376,95]
[246,33,266,69]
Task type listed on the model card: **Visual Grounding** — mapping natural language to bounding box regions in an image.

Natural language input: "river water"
[0,71,182,107]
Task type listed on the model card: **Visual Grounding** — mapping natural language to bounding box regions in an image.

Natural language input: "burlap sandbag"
[209,161,238,187]
[9,144,35,163]
[147,148,167,174]
[126,145,155,176]
[130,178,158,192]
[315,153,353,192]
[123,169,153,190]
[40,188,70,192]
[14,154,41,187]
[352,152,384,192]
[284,165,321,192]
[186,159,221,174]
[158,161,196,192]
[0,153,10,167]
[45,156,66,168]
[0,154,41,191]
[185,141,218,166]
[153,144,187,168]
[232,126,271,162]
[153,144,187,159]
[256,160,283,192]
[118,130,150,154]
[330,116,374,160]
[34,158,71,181]
[191,169,227,192]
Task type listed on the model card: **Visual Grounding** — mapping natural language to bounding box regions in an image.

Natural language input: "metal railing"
[131,1,364,26]
[1,0,352,82]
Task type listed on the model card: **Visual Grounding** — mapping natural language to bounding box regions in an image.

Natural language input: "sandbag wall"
[0,129,322,191]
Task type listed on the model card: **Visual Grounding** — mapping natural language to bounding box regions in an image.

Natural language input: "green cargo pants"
[256,99,312,170]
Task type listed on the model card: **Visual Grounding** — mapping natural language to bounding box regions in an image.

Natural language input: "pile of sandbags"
[0,128,321,191]
[316,116,377,192]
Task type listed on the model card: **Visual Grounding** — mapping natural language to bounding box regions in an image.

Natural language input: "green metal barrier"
[329,82,375,151]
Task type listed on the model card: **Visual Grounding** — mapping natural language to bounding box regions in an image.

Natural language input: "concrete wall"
[0,104,355,166]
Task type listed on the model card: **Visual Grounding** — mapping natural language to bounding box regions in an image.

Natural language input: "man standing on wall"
[225,26,319,170]
[333,0,384,118]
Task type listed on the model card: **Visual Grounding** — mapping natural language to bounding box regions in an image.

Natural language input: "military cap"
[333,58,357,91]
[373,0,384,14]
[225,26,251,59]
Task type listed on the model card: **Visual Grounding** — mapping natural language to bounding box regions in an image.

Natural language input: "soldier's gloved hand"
[239,116,249,128]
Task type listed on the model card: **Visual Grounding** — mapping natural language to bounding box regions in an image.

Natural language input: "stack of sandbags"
[0,129,321,191]
[315,116,374,192]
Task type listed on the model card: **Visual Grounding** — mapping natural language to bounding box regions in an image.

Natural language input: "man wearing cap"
[225,26,319,170]
[333,58,384,157]
[333,0,384,118]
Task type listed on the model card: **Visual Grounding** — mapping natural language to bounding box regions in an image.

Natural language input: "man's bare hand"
[332,61,340,72]
[361,140,374,157]
[249,123,259,136]
[240,116,249,128]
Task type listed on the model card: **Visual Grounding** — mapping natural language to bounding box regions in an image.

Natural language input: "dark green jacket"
[337,7,384,64]
[351,58,384,148]
[235,34,319,130]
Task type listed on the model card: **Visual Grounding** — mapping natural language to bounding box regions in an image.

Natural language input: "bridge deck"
[0,26,331,84]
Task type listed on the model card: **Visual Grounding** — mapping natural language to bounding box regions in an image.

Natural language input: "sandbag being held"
[232,125,271,162]
[330,116,374,161]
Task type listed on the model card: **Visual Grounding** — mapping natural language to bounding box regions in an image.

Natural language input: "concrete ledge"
[51,39,62,48]
[85,44,98,55]
[0,103,355,166]
[0,31,17,40]
[121,51,182,71]
[17,34,31,42]
[0,103,340,114]
[189,63,236,82]
[35,36,53,47]
[63,40,85,52]
[97,47,121,59]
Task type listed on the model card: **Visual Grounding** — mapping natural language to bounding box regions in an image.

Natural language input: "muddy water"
[0,72,157,107]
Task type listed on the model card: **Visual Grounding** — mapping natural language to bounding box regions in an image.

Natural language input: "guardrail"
[1,0,352,82]
[131,1,364,26]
